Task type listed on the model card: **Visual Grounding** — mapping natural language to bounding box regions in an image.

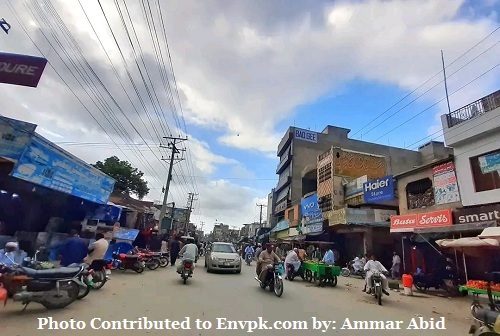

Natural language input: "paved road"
[3,262,471,335]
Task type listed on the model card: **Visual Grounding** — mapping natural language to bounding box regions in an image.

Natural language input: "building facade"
[273,125,423,224]
[440,89,500,207]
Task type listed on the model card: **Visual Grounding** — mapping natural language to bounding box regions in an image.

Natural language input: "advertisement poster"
[300,193,323,225]
[113,228,140,241]
[0,116,36,161]
[478,151,500,175]
[432,162,460,205]
[363,175,395,203]
[11,136,115,204]
[0,52,48,87]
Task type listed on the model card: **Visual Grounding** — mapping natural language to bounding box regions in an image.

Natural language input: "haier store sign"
[363,175,395,203]
[294,128,317,143]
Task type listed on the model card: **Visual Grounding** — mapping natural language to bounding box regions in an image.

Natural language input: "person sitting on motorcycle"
[256,244,280,284]
[364,254,390,296]
[254,244,262,261]
[284,248,301,279]
[176,239,198,274]
[0,242,26,266]
[244,244,254,260]
[352,256,364,272]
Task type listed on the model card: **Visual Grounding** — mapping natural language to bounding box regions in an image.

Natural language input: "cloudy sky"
[1,0,499,233]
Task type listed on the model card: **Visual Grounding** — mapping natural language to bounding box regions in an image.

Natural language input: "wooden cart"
[302,261,340,287]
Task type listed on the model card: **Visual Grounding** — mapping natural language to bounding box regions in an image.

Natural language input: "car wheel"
[235,269,241,274]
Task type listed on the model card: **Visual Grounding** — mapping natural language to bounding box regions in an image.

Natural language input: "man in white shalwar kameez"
[284,248,301,279]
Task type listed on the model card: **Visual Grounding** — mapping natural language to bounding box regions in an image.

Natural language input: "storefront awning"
[411,222,495,234]
[283,234,306,241]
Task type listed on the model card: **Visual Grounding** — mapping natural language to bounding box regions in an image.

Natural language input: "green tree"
[93,156,150,200]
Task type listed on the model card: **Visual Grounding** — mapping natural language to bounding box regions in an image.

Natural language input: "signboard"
[478,151,500,174]
[87,204,122,222]
[305,223,323,234]
[453,204,500,224]
[329,207,347,225]
[300,193,323,225]
[363,175,395,203]
[345,175,367,197]
[276,230,289,239]
[390,209,453,232]
[432,162,460,205]
[0,52,48,87]
[275,199,288,214]
[0,116,36,161]
[11,136,115,204]
[374,209,397,222]
[333,176,345,208]
[294,128,317,143]
[113,228,140,241]
[164,207,189,221]
[272,220,290,232]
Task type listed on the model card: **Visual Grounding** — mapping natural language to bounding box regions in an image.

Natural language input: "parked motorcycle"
[414,268,464,295]
[86,259,111,290]
[255,262,284,297]
[0,263,83,310]
[130,248,161,270]
[112,252,145,273]
[180,259,194,284]
[285,262,304,281]
[341,260,366,278]
[245,253,252,266]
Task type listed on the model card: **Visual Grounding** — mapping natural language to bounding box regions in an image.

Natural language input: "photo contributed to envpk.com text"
[37,316,448,333]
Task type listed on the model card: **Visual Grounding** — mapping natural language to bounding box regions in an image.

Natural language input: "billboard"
[87,204,122,222]
[294,128,317,143]
[432,162,460,205]
[11,136,115,204]
[165,207,190,222]
[0,52,48,87]
[0,116,37,161]
[390,209,453,232]
[300,193,323,225]
[363,175,395,203]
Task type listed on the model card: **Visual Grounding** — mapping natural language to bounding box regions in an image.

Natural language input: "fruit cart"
[459,278,500,311]
[302,261,340,287]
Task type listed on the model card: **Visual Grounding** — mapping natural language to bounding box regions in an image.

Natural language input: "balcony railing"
[447,90,500,127]
[276,151,292,174]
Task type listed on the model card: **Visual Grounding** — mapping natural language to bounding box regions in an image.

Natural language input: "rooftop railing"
[447,90,500,127]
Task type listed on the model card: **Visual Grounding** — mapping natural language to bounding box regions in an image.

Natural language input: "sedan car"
[205,242,241,273]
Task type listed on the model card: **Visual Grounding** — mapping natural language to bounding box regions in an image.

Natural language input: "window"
[287,208,294,221]
[211,244,236,253]
[470,150,500,192]
[406,178,434,209]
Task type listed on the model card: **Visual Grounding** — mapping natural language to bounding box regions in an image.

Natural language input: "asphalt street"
[2,262,471,336]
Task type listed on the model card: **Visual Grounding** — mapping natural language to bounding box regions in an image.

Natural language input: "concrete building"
[212,223,229,241]
[441,89,500,207]
[266,189,275,228]
[273,125,424,223]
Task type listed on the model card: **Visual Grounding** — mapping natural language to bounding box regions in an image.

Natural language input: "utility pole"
[158,136,187,225]
[184,192,198,234]
[199,221,205,233]
[256,203,267,227]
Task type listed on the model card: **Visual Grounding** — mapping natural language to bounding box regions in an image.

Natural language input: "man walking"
[391,251,401,279]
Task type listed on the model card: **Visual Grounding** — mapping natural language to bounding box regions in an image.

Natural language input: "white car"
[205,242,241,273]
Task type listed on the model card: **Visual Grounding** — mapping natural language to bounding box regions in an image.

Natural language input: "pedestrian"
[59,229,88,267]
[391,251,401,279]
[169,236,181,266]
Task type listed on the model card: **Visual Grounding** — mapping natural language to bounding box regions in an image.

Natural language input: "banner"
[363,175,395,203]
[300,193,323,225]
[0,52,47,87]
[11,136,115,204]
[0,116,36,161]
[432,162,460,205]
[390,209,453,232]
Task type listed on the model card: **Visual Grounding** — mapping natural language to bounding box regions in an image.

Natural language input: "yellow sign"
[276,229,289,239]
[328,208,347,226]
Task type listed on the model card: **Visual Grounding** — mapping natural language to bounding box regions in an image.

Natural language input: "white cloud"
[1,0,499,232]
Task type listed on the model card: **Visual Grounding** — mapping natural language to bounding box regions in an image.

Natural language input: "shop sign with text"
[453,204,500,224]
[390,209,453,232]
[363,175,394,203]
[329,207,347,225]
[294,128,317,143]
[345,175,367,197]
[0,52,47,87]
[305,222,323,234]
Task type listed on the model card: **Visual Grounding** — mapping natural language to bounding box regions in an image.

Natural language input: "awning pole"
[462,249,469,282]
[453,234,459,275]
[401,236,406,273]
[417,233,443,255]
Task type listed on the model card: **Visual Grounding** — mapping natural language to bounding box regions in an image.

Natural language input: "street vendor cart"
[302,260,340,287]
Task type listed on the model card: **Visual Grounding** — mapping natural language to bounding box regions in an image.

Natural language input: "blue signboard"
[363,175,395,203]
[301,193,323,225]
[0,116,36,161]
[479,152,500,174]
[11,136,115,204]
[271,220,290,232]
[88,205,122,222]
[113,228,140,241]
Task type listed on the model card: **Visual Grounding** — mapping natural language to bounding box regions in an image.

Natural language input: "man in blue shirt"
[59,230,88,266]
[244,244,255,259]
[322,248,335,265]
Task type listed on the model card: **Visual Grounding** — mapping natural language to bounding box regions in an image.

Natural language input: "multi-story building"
[273,125,424,224]
[440,89,500,207]
[212,223,229,241]
[266,189,276,228]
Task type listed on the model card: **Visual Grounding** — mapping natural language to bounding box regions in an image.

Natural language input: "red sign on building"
[390,209,453,232]
[0,52,47,88]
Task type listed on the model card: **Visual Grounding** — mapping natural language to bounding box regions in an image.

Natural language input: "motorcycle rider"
[364,254,390,296]
[84,233,109,265]
[176,238,198,274]
[244,244,254,261]
[284,248,301,279]
[254,244,262,261]
[0,242,26,265]
[256,244,281,284]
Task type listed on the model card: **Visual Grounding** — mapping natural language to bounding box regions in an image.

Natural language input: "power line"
[352,25,500,138]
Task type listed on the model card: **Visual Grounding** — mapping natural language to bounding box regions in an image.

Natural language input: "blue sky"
[1,0,499,230]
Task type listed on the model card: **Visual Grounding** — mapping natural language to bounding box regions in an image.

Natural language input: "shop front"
[270,219,289,242]
[327,207,397,266]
